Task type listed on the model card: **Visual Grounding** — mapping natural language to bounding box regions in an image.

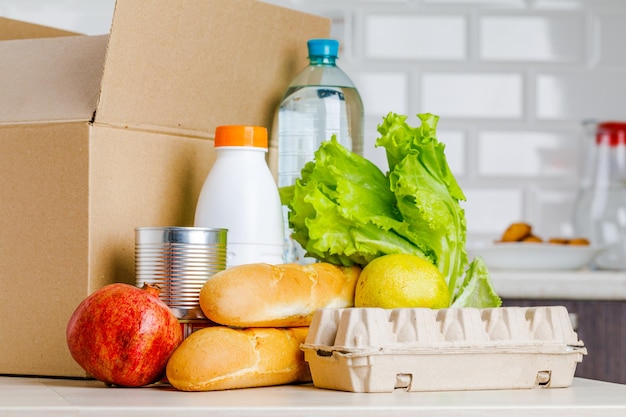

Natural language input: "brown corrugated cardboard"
[0,17,80,40]
[0,0,329,378]
[0,35,106,123]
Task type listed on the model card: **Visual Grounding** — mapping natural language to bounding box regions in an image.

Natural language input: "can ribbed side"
[134,227,227,319]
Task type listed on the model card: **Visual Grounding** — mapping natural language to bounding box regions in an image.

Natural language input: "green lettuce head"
[279,112,501,308]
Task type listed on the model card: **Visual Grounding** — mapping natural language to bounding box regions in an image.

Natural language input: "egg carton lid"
[302,306,586,355]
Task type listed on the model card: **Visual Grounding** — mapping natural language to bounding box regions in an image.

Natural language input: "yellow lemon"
[355,253,450,309]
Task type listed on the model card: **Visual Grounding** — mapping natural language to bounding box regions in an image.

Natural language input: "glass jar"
[573,121,626,270]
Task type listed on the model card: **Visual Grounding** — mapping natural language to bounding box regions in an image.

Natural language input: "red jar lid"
[596,122,626,146]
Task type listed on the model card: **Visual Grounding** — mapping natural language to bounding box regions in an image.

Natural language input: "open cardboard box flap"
[0,35,107,124]
[0,16,80,40]
[1,0,330,136]
[0,17,90,123]
[98,0,327,137]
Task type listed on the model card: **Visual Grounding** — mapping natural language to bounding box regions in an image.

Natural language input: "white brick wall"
[264,0,626,245]
[4,0,626,245]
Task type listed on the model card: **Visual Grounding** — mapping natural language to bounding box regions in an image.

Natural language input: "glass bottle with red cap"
[194,125,284,268]
[573,121,626,269]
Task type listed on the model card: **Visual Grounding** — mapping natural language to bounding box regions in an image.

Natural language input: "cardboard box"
[0,0,329,378]
[0,17,80,40]
[302,307,587,392]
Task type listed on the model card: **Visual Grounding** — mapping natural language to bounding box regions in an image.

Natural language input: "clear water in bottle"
[277,85,363,187]
[274,39,364,264]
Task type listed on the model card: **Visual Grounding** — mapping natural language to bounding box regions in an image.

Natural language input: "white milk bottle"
[194,125,284,267]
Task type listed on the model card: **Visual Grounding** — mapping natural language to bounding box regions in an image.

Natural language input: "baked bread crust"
[165,326,310,391]
[199,262,361,327]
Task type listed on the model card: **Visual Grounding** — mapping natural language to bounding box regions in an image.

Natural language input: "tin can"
[135,226,227,320]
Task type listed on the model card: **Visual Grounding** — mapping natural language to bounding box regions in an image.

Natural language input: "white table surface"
[1,376,625,417]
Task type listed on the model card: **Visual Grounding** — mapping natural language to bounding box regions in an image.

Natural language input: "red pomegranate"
[66,283,183,387]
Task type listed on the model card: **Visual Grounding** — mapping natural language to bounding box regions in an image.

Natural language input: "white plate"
[467,242,606,271]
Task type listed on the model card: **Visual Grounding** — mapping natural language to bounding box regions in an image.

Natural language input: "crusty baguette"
[199,262,361,327]
[166,326,310,391]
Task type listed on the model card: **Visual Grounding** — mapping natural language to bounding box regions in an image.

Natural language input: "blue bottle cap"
[307,39,339,58]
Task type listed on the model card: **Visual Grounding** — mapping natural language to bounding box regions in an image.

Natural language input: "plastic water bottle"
[273,38,364,264]
[194,125,284,268]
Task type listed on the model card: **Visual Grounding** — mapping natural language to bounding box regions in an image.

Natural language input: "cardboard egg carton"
[301,306,587,393]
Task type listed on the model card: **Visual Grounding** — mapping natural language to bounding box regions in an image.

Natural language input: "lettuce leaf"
[279,112,501,308]
[377,113,467,299]
[280,134,430,266]
[451,257,502,308]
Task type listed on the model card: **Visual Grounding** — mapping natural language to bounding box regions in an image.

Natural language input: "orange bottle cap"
[214,125,268,148]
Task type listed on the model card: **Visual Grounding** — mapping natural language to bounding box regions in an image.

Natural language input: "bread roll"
[199,262,360,327]
[166,326,310,391]
[500,222,532,242]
